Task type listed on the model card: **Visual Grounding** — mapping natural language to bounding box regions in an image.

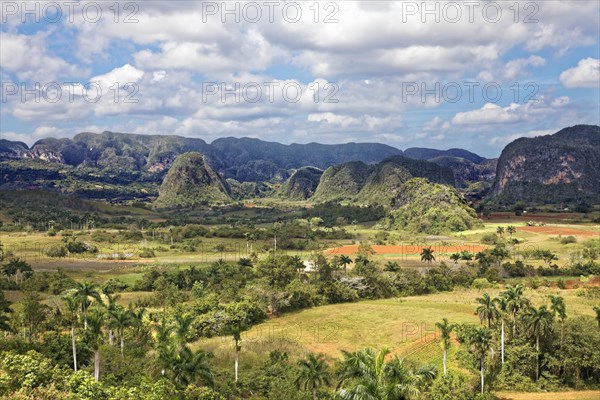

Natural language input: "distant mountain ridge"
[404,147,487,164]
[1,131,403,183]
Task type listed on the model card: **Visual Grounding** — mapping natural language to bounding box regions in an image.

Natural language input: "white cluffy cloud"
[560,58,600,88]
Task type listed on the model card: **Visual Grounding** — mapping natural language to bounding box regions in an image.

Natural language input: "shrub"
[139,248,156,258]
[560,235,577,244]
[471,278,492,290]
[45,245,67,258]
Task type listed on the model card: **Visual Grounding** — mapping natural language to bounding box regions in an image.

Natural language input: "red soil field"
[324,244,487,256]
[484,212,577,221]
[518,226,600,237]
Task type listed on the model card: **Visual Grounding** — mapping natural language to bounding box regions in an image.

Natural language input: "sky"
[1,0,599,158]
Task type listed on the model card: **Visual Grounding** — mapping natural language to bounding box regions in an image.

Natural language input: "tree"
[63,295,80,371]
[383,261,401,272]
[110,307,133,357]
[549,294,567,343]
[449,253,461,266]
[469,327,493,395]
[594,306,600,328]
[295,353,330,400]
[524,305,554,381]
[435,318,454,375]
[502,284,528,337]
[494,295,508,365]
[336,347,436,399]
[1,258,33,284]
[170,346,214,389]
[0,290,12,332]
[420,247,435,264]
[86,308,105,382]
[339,255,352,274]
[507,225,516,240]
[173,313,194,347]
[73,281,102,330]
[496,226,505,236]
[103,292,120,345]
[475,292,499,328]
[21,291,49,341]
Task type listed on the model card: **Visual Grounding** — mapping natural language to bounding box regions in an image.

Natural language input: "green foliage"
[155,152,231,207]
[428,372,476,400]
[385,178,481,234]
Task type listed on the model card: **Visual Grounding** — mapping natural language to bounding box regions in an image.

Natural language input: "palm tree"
[73,281,101,330]
[103,292,120,345]
[86,308,105,382]
[339,255,352,274]
[475,293,500,328]
[110,308,132,357]
[170,346,214,389]
[549,294,567,343]
[502,284,528,337]
[507,225,516,240]
[173,313,194,347]
[128,307,147,345]
[295,353,330,400]
[420,247,435,264]
[63,295,80,371]
[494,295,508,365]
[449,253,461,266]
[336,347,436,399]
[496,226,505,236]
[469,327,493,395]
[435,318,454,375]
[524,305,554,381]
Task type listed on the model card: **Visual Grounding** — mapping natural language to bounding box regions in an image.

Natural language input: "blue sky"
[1,1,599,158]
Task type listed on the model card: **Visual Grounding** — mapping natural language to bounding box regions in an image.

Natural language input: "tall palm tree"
[507,225,516,241]
[73,281,101,330]
[336,347,436,400]
[548,295,566,321]
[86,308,105,382]
[295,352,330,400]
[63,295,79,371]
[469,327,493,395]
[103,292,120,345]
[494,295,508,365]
[339,255,352,274]
[496,226,505,236]
[435,318,454,375]
[420,247,435,264]
[549,294,567,343]
[129,307,147,344]
[475,293,500,328]
[109,308,132,357]
[502,284,528,337]
[524,305,554,381]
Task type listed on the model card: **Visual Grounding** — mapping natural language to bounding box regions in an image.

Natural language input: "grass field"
[196,287,597,364]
